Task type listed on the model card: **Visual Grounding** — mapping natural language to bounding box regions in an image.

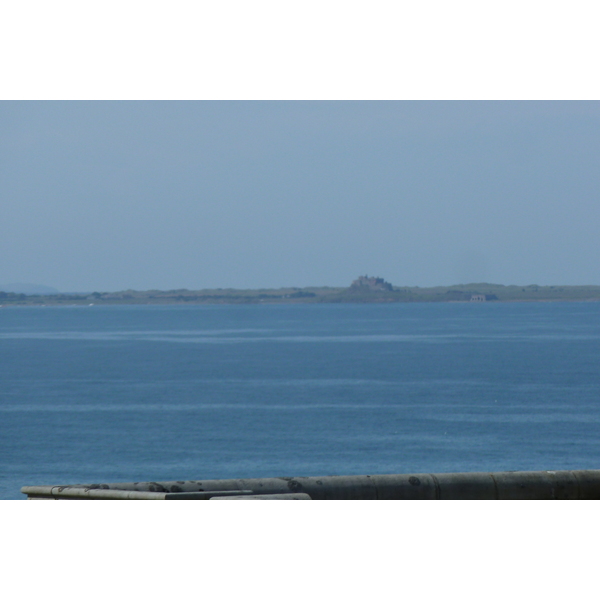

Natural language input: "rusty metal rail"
[21,469,600,499]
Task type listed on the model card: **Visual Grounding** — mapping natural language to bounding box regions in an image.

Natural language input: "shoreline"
[3,281,600,306]
[2,297,600,307]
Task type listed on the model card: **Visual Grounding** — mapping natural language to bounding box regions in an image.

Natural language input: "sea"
[1,301,600,500]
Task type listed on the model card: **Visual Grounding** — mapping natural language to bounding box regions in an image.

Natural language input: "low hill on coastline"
[0,283,60,295]
[2,277,600,305]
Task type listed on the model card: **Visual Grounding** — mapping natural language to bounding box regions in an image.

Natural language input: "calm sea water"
[1,301,600,499]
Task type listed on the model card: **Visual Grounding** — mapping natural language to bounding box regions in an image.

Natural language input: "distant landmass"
[1,276,600,305]
[0,283,60,295]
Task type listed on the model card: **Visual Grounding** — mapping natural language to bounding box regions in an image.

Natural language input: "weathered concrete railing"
[21,469,600,499]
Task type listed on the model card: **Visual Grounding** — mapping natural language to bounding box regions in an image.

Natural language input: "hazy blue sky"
[1,101,599,292]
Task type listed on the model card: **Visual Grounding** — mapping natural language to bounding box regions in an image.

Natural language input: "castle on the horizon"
[350,275,393,292]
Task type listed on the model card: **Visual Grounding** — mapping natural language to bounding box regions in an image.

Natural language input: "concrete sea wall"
[21,469,600,499]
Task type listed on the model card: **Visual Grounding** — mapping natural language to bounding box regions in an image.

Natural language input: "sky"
[1,101,600,292]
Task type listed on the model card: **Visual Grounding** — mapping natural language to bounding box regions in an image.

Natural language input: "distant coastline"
[2,276,600,305]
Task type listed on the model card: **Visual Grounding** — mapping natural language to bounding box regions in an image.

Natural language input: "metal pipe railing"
[21,469,600,499]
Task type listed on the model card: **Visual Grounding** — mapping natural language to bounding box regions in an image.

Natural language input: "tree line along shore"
[2,276,600,305]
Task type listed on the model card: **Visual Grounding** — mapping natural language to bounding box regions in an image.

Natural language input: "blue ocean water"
[1,301,600,499]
